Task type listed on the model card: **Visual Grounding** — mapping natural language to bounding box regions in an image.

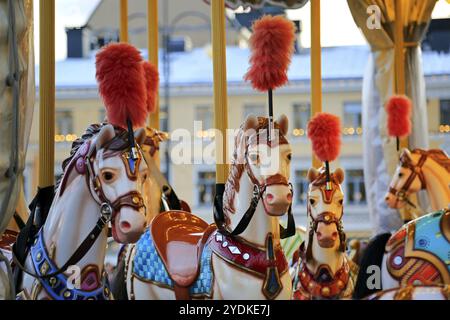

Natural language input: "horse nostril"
[385,196,390,201]
[266,193,274,203]
[120,221,131,232]
[332,232,338,238]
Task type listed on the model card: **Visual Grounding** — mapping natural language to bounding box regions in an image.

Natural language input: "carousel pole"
[147,0,160,168]
[38,0,55,188]
[310,0,322,168]
[394,0,408,149]
[211,0,229,185]
[120,0,129,43]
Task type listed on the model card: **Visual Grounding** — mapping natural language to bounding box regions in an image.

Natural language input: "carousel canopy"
[204,0,309,10]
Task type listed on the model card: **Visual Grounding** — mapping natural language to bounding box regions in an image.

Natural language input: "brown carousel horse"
[115,115,296,300]
[292,167,357,300]
[385,148,449,217]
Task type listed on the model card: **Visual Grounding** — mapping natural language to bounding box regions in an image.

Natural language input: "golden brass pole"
[38,0,55,188]
[211,0,229,184]
[311,0,322,168]
[120,0,129,43]
[394,0,408,149]
[147,0,160,168]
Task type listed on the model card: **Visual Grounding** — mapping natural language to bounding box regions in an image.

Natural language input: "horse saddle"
[150,211,216,299]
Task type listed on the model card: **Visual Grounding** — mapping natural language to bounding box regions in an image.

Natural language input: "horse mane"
[55,123,103,191]
[55,123,131,191]
[412,148,450,173]
[223,117,287,221]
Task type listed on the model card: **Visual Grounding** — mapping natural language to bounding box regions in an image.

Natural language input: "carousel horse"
[115,115,295,300]
[353,207,450,299]
[292,167,357,300]
[366,284,449,300]
[385,148,450,215]
[14,124,149,300]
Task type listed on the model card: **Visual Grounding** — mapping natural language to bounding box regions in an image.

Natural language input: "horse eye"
[309,198,316,206]
[338,199,344,205]
[398,173,404,178]
[102,172,114,181]
[287,154,292,161]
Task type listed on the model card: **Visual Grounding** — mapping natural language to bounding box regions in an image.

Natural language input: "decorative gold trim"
[440,209,450,243]
[393,286,414,300]
[405,222,450,283]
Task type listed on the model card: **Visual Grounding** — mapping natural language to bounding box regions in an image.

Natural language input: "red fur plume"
[307,113,342,162]
[244,15,296,91]
[142,61,159,114]
[386,95,412,138]
[96,43,147,129]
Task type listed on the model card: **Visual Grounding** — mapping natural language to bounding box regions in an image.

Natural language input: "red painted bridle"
[388,152,427,207]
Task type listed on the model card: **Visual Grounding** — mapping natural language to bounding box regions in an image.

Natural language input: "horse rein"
[388,153,427,207]
[13,134,146,280]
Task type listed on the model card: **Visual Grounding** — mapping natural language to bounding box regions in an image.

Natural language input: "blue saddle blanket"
[132,228,214,297]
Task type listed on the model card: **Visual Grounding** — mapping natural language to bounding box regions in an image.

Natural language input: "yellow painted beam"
[310,0,322,168]
[147,0,160,168]
[211,0,229,184]
[39,0,55,188]
[120,0,129,43]
[394,0,408,149]
[147,0,159,131]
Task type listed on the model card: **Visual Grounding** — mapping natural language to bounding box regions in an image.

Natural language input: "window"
[56,111,73,135]
[197,171,215,206]
[294,170,309,204]
[343,102,362,136]
[439,100,450,133]
[292,103,310,137]
[346,169,366,205]
[243,104,265,119]
[195,105,213,130]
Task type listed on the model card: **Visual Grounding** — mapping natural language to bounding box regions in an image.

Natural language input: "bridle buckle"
[100,203,113,223]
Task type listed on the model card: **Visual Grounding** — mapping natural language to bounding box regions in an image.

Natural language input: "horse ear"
[307,167,319,182]
[134,128,147,146]
[334,168,345,184]
[96,124,116,149]
[401,148,412,159]
[244,114,258,131]
[277,114,289,136]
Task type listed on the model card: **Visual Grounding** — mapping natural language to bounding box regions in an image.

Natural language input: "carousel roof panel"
[35,45,450,88]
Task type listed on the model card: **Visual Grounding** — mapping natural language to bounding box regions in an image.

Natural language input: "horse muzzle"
[262,175,292,216]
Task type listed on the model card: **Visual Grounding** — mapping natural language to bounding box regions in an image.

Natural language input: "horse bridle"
[305,185,346,261]
[14,132,146,279]
[214,132,295,239]
[388,152,427,207]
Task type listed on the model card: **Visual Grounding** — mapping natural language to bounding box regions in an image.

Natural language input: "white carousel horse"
[366,285,449,300]
[353,207,450,299]
[15,124,149,300]
[385,148,450,215]
[117,115,295,300]
[292,167,357,300]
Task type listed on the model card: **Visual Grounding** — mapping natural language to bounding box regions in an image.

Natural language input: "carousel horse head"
[305,167,346,260]
[385,149,424,209]
[59,123,149,243]
[224,115,293,220]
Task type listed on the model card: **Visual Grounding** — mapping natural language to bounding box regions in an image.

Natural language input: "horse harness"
[388,152,427,206]
[14,129,146,299]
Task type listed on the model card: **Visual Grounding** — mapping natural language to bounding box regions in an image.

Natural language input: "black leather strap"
[13,203,112,279]
[214,183,296,239]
